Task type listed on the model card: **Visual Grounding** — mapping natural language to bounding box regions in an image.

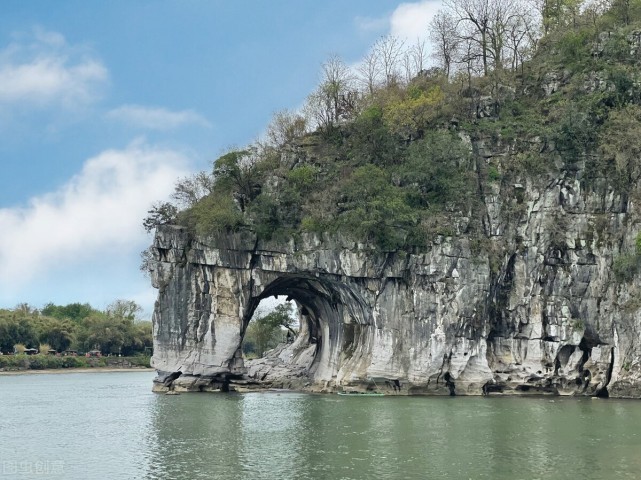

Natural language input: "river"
[1,371,640,479]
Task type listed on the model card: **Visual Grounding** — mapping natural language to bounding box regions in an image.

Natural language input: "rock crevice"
[150,141,641,397]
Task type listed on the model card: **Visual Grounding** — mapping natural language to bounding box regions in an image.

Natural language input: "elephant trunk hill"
[148,20,641,397]
[149,157,641,396]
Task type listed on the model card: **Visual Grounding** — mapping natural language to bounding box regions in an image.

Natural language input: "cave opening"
[239,276,333,367]
[237,274,370,384]
[240,295,300,360]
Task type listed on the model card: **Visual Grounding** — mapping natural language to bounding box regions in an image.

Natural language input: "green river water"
[1,371,640,479]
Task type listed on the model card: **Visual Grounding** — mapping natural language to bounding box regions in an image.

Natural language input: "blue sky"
[0,1,441,316]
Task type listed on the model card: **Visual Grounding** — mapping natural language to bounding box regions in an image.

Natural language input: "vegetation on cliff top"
[144,0,641,251]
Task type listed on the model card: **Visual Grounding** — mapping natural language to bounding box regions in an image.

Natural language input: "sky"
[0,0,442,317]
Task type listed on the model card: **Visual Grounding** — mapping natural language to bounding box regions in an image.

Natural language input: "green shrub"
[300,216,329,235]
[557,29,593,69]
[398,131,474,209]
[287,165,318,189]
[181,192,244,235]
[338,165,417,250]
[488,166,501,182]
[613,253,641,282]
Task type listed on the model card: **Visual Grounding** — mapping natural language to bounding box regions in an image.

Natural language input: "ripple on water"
[2,376,641,479]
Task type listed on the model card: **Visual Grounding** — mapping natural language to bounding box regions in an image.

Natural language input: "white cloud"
[390,0,442,41]
[0,27,108,108]
[107,104,211,130]
[355,15,389,33]
[0,141,190,292]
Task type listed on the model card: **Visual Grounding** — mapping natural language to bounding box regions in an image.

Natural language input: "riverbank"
[0,367,155,376]
[0,354,152,372]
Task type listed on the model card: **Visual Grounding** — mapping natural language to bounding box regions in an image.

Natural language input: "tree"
[171,172,215,209]
[142,201,178,233]
[264,303,297,337]
[374,35,405,86]
[139,248,153,277]
[79,314,128,355]
[399,131,474,209]
[339,165,417,250]
[409,39,428,77]
[183,190,244,234]
[243,314,283,357]
[41,302,95,323]
[401,39,429,83]
[536,0,582,33]
[38,318,75,352]
[443,0,534,76]
[599,105,641,188]
[382,84,445,139]
[430,10,460,78]
[445,0,493,75]
[306,54,355,130]
[506,9,539,71]
[265,109,308,147]
[106,300,142,322]
[213,148,262,212]
[121,321,152,356]
[0,314,38,351]
[357,48,382,95]
[242,303,298,357]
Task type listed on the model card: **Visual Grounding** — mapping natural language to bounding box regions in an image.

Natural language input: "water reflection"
[142,392,641,479]
[145,392,244,480]
[2,373,641,480]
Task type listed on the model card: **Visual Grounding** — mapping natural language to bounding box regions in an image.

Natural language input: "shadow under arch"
[240,273,374,384]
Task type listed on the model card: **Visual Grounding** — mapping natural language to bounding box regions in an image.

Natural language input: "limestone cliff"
[149,21,641,396]
[149,142,641,396]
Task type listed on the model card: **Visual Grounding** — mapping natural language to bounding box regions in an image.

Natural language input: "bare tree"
[506,9,539,71]
[487,0,520,71]
[458,37,484,88]
[306,54,354,129]
[444,0,536,75]
[374,35,405,86]
[445,0,492,75]
[402,49,414,84]
[430,10,460,78]
[357,48,382,95]
[265,109,308,147]
[410,39,428,75]
[171,172,215,209]
[402,39,429,83]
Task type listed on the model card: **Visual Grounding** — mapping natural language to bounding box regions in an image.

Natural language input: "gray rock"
[149,141,641,398]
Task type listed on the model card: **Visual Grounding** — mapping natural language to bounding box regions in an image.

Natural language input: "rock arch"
[241,274,374,386]
[150,226,390,393]
[149,222,634,397]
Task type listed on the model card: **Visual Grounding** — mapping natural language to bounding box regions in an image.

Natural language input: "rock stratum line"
[149,181,641,397]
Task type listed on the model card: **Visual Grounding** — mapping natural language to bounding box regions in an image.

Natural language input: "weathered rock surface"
[148,29,641,396]
[150,140,641,397]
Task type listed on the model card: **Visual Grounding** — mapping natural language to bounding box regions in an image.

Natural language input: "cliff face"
[150,141,641,396]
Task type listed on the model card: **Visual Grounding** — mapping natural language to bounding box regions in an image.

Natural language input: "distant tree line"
[0,300,151,356]
[242,303,297,358]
